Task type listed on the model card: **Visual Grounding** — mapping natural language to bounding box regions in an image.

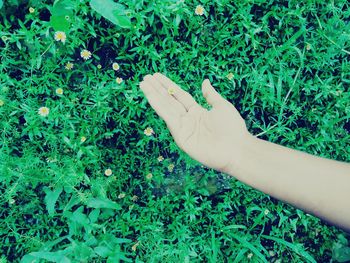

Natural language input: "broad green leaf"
[71,206,89,224]
[86,197,121,210]
[51,0,74,16]
[43,236,69,251]
[108,253,133,263]
[49,0,75,31]
[112,10,132,28]
[20,254,38,263]
[94,246,112,257]
[0,0,3,9]
[90,0,131,28]
[333,243,350,262]
[28,251,70,263]
[89,209,100,223]
[50,15,70,32]
[44,187,63,216]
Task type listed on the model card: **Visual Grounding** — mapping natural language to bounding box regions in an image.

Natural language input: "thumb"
[202,79,226,108]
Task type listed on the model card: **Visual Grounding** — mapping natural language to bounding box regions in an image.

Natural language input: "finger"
[153,72,199,112]
[202,79,229,108]
[139,79,179,131]
[144,74,186,117]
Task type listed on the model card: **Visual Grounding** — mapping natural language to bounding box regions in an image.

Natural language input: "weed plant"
[0,0,350,262]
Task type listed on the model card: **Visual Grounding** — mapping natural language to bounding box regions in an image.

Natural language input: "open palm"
[139,72,250,173]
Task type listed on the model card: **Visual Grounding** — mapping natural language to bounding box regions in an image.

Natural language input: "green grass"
[1,0,350,262]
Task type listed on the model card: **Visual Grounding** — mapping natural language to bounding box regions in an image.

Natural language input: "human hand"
[139,72,252,173]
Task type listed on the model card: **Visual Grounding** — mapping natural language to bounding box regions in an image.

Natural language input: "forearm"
[226,134,350,233]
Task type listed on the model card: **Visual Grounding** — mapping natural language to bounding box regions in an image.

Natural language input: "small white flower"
[144,127,154,136]
[65,62,74,70]
[80,49,92,60]
[112,63,120,71]
[38,106,49,117]
[195,5,205,16]
[104,168,112,176]
[56,88,63,95]
[54,31,66,43]
[168,163,175,172]
[116,77,123,84]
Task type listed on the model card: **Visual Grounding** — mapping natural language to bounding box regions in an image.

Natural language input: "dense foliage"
[0,0,349,262]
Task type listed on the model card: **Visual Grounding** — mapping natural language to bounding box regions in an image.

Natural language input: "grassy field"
[1,0,350,262]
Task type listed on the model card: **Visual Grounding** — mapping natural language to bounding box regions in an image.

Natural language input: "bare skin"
[139,72,350,233]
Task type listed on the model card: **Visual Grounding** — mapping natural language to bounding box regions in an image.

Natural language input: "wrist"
[222,132,258,178]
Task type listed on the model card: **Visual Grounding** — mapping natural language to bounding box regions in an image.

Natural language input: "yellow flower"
[56,88,63,95]
[65,62,74,70]
[118,193,126,199]
[146,173,153,180]
[144,127,154,136]
[226,72,234,80]
[168,87,175,95]
[132,241,140,251]
[112,62,120,71]
[195,5,205,16]
[38,106,49,117]
[97,64,102,69]
[104,168,112,176]
[80,136,87,142]
[168,163,175,172]
[29,7,35,13]
[54,31,66,43]
[157,155,164,162]
[81,49,92,60]
[131,195,138,201]
[0,99,4,106]
[116,77,123,84]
